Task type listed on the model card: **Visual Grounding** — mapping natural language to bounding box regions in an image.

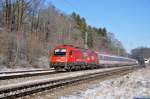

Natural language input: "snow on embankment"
[61,67,150,99]
[0,56,49,72]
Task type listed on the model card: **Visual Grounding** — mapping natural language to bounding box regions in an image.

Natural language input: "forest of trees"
[0,0,127,68]
[130,47,150,59]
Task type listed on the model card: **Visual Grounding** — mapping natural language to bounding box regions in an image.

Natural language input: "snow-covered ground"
[60,66,150,99]
[0,56,49,72]
[0,67,48,72]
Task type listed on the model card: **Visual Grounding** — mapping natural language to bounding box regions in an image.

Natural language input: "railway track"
[0,69,53,74]
[0,69,56,80]
[0,65,140,99]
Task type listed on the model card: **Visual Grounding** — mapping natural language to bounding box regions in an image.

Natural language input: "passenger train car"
[50,45,137,71]
[97,53,137,67]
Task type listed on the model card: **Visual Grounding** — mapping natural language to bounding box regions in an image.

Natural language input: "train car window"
[54,49,66,56]
[112,57,114,61]
[112,56,118,61]
[102,56,104,60]
[110,57,114,61]
[103,56,105,60]
[104,56,107,60]
[109,57,111,61]
[98,55,100,59]
[118,57,120,61]
[119,58,121,61]
[111,57,114,61]
[106,56,109,60]
[118,58,120,61]
[99,55,103,60]
[116,57,118,61]
[123,58,125,61]
[107,56,109,60]
[112,57,115,61]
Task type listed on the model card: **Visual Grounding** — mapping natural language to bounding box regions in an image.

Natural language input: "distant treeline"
[130,47,150,59]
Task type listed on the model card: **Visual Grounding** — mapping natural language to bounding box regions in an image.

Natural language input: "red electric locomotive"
[50,45,98,71]
[83,50,99,69]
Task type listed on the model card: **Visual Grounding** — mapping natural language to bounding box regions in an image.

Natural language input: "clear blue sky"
[48,0,150,53]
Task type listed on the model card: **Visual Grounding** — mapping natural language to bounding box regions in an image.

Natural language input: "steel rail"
[0,69,53,74]
[0,70,56,80]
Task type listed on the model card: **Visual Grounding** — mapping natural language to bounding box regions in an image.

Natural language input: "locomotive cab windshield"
[54,48,66,56]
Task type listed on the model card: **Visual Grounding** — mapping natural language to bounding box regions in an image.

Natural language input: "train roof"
[53,45,136,61]
[54,44,91,50]
[98,53,136,61]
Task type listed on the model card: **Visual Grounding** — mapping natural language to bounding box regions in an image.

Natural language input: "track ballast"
[0,65,140,99]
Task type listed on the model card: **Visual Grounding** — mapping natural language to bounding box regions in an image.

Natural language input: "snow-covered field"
[60,66,150,99]
[0,56,49,72]
[0,67,48,72]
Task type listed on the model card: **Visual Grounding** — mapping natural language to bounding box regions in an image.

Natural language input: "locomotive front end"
[50,45,74,71]
[51,47,68,70]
